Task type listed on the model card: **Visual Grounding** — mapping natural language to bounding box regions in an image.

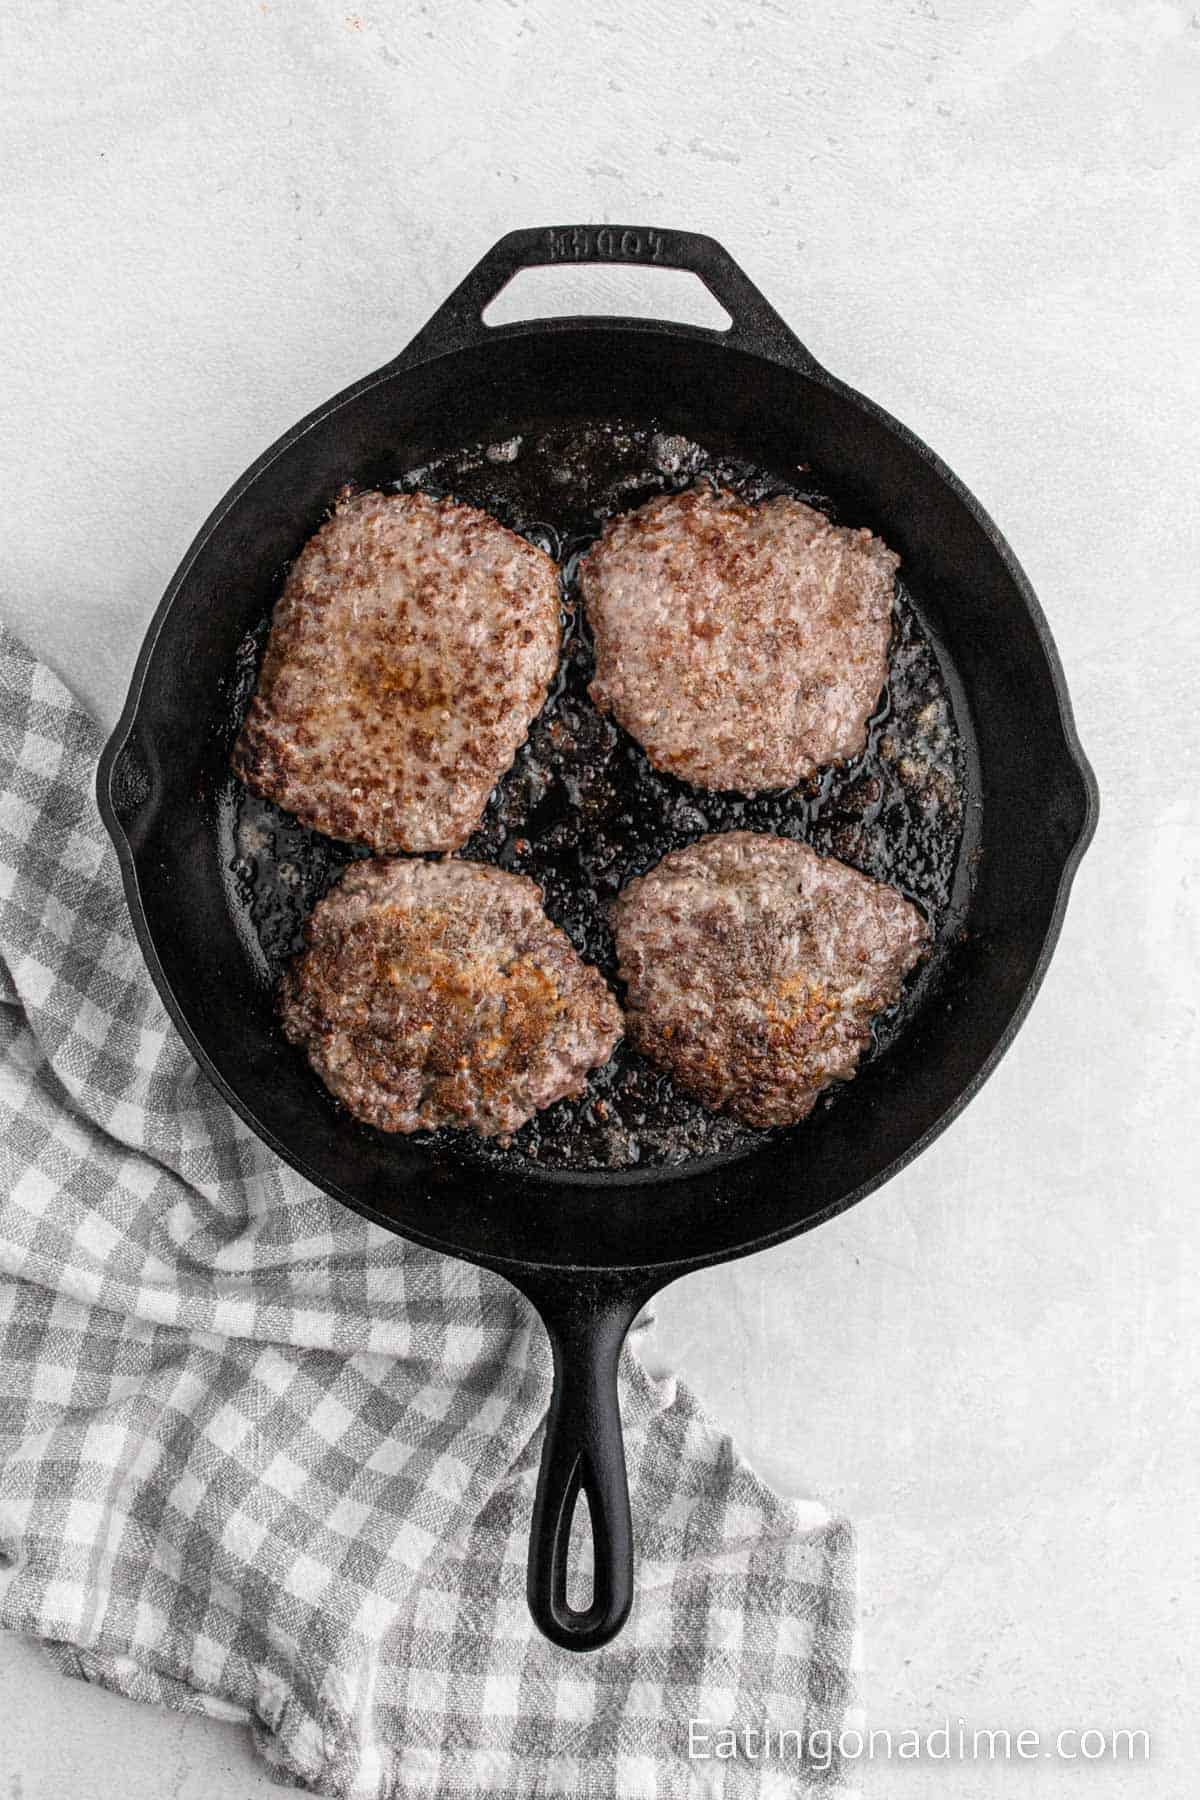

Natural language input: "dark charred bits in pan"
[223,423,969,1173]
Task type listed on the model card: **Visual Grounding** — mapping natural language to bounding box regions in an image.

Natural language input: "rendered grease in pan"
[224,424,972,1173]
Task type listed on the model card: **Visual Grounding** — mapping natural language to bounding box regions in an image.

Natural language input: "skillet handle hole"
[564,1476,596,1616]
[483,264,733,333]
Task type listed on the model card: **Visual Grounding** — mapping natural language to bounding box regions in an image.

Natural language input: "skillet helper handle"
[520,1275,650,1652]
[397,224,820,372]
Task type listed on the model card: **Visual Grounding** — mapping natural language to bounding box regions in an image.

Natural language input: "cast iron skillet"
[97,226,1098,1651]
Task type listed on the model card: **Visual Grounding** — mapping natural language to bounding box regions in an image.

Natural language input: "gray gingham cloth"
[0,623,855,1798]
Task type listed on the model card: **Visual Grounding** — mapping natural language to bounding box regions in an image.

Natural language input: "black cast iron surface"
[98,226,1098,1650]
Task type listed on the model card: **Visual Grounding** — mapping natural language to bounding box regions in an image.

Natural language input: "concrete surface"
[2,0,1198,1793]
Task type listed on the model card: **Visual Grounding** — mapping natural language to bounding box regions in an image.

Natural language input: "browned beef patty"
[612,831,928,1127]
[580,484,897,792]
[280,857,622,1137]
[232,490,560,853]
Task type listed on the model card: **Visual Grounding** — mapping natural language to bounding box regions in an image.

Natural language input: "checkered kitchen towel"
[0,622,854,1798]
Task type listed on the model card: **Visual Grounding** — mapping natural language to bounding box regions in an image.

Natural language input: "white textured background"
[2,1,1198,1794]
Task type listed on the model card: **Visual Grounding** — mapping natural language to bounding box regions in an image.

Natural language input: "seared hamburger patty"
[581,484,897,791]
[612,831,927,1127]
[232,489,560,853]
[280,857,622,1137]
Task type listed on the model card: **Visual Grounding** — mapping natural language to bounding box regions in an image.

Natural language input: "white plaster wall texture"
[1,1,1198,1794]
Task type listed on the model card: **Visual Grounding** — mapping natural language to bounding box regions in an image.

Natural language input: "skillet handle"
[395,225,820,373]
[514,1270,658,1652]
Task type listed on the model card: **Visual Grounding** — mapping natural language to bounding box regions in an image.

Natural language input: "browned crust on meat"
[580,484,897,792]
[232,489,561,853]
[280,857,622,1137]
[612,831,928,1127]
